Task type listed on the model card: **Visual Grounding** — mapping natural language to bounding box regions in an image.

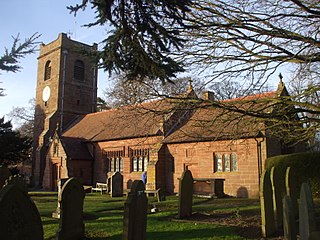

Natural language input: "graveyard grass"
[33,192,320,239]
[30,192,264,240]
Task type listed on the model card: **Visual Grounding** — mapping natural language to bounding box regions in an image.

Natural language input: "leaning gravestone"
[285,167,299,219]
[299,182,316,240]
[270,166,284,230]
[0,166,11,189]
[123,180,148,240]
[0,183,43,239]
[260,169,276,238]
[56,178,85,240]
[111,171,123,197]
[283,195,296,240]
[178,170,193,219]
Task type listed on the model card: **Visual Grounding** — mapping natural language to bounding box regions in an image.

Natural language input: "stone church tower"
[33,33,98,187]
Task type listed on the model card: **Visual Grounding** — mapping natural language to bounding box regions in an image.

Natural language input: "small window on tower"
[74,60,85,81]
[44,61,51,80]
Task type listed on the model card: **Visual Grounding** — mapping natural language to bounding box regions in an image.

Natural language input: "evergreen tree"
[68,0,192,82]
[0,117,32,166]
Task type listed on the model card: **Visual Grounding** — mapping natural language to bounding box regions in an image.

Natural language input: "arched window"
[74,60,85,81]
[44,60,51,80]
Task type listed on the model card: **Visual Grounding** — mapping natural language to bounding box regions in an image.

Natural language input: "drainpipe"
[255,134,265,184]
[60,50,68,133]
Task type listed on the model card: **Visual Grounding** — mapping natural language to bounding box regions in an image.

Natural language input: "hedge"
[265,152,320,197]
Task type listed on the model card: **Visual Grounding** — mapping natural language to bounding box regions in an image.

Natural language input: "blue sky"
[0,1,109,124]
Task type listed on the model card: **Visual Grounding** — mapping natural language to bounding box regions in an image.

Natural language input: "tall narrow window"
[74,60,84,81]
[130,148,149,172]
[215,154,223,172]
[224,154,230,172]
[231,153,238,172]
[44,60,51,80]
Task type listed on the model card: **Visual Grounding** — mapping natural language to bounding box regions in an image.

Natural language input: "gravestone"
[260,169,276,238]
[123,180,148,240]
[270,166,284,229]
[5,174,27,193]
[309,232,320,240]
[283,195,297,240]
[52,178,69,219]
[111,171,123,197]
[0,184,43,240]
[157,188,166,202]
[285,167,299,219]
[299,182,316,240]
[56,178,85,240]
[178,170,193,219]
[0,166,11,189]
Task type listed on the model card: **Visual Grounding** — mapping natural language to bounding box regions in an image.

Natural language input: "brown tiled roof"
[62,90,278,148]
[62,99,175,142]
[163,91,277,143]
[60,136,93,160]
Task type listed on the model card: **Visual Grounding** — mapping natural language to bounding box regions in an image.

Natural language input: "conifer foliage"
[0,117,32,166]
[68,0,193,82]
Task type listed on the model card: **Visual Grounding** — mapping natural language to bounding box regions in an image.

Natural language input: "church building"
[33,33,304,198]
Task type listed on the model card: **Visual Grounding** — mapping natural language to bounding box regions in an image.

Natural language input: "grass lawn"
[30,192,262,240]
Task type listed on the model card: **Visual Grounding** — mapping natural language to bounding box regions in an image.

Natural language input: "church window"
[44,60,51,80]
[105,149,124,172]
[224,154,230,172]
[214,154,223,172]
[231,153,238,171]
[129,148,149,172]
[74,60,85,81]
[108,157,123,172]
[214,153,238,172]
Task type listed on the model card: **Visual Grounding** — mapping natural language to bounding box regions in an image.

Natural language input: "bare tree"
[8,99,35,138]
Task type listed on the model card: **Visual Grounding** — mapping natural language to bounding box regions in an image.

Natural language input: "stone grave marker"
[270,166,284,229]
[0,183,43,240]
[299,182,316,240]
[283,195,296,240]
[157,188,166,202]
[56,178,85,240]
[0,166,11,189]
[178,170,193,219]
[123,180,147,240]
[52,178,69,219]
[285,167,299,219]
[5,174,27,193]
[260,169,276,238]
[111,171,123,197]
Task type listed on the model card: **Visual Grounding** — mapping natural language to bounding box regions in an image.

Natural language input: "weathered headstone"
[123,180,148,240]
[283,195,297,240]
[52,178,69,219]
[0,184,43,240]
[56,178,85,240]
[260,169,276,238]
[5,174,27,193]
[270,166,284,229]
[111,171,123,197]
[285,167,299,219]
[0,166,11,189]
[178,170,193,219]
[309,231,320,240]
[299,182,316,240]
[157,188,166,202]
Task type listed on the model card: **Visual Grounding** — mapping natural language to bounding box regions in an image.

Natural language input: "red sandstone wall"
[167,138,266,198]
[93,136,164,190]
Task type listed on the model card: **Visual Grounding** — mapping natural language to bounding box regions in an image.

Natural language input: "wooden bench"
[91,182,108,194]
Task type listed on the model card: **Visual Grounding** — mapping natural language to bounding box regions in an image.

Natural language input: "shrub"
[265,152,320,197]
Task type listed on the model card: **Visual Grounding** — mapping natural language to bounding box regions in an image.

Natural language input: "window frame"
[73,60,85,81]
[214,152,238,173]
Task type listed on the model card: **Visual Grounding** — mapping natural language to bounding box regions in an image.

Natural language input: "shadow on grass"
[146,226,238,240]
